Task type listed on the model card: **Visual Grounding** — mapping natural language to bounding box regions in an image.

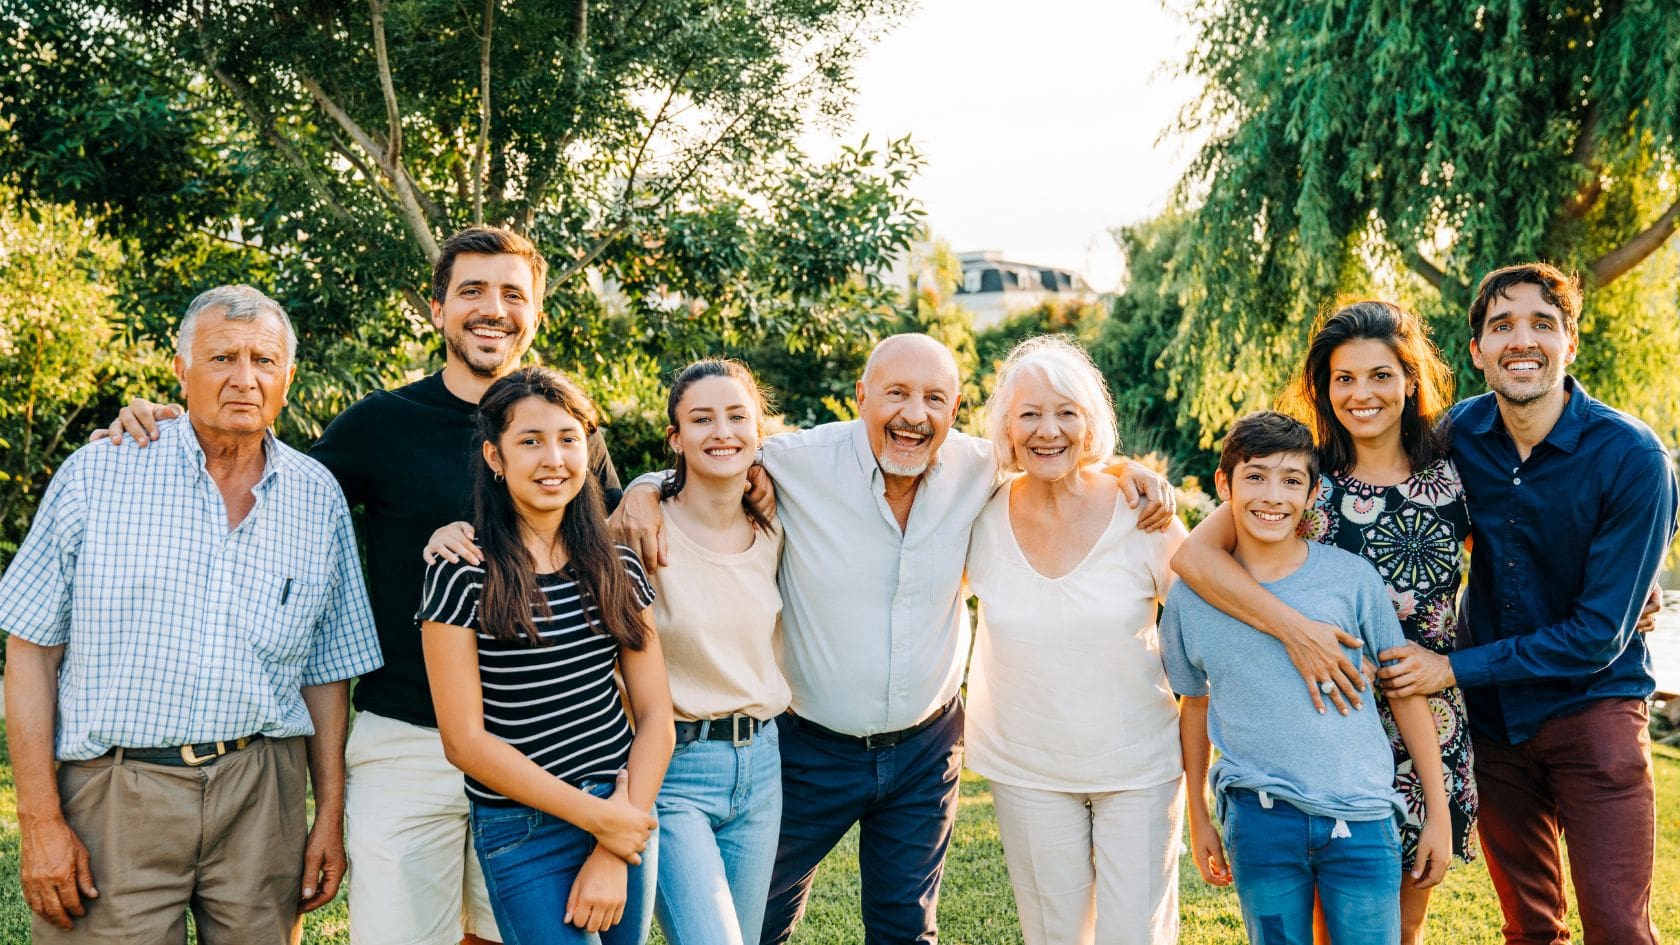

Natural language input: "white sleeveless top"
[964,486,1187,792]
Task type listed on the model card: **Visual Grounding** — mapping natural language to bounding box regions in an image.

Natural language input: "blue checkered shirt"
[0,418,382,760]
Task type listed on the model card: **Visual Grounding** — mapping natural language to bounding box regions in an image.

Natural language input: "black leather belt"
[110,733,266,767]
[674,714,766,747]
[792,696,958,751]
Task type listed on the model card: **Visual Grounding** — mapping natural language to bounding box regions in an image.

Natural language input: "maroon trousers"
[1471,697,1660,945]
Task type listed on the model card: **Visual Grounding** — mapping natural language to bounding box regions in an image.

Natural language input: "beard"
[876,420,935,477]
[1485,356,1565,406]
[445,319,526,378]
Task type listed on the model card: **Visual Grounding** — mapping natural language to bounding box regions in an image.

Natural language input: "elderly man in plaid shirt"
[0,284,382,943]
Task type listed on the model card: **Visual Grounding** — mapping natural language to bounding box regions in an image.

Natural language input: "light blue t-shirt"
[1161,540,1407,822]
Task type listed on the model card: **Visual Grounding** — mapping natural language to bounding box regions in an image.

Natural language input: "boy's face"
[1215,452,1319,546]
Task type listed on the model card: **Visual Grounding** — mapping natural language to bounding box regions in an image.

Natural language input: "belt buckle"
[731,714,753,747]
[180,741,225,766]
[178,736,249,766]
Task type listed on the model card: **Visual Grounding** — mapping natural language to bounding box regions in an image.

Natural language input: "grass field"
[0,730,1675,944]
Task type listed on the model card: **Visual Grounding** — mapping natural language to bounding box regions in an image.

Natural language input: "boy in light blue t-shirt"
[1160,412,1450,945]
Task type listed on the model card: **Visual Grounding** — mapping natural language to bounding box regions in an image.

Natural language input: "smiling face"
[1215,451,1319,547]
[1328,337,1411,447]
[432,252,541,379]
[1470,282,1577,407]
[482,395,590,523]
[857,335,960,479]
[668,374,760,483]
[1005,368,1089,483]
[173,307,297,439]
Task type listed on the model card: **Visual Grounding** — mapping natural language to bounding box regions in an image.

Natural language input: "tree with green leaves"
[0,194,174,561]
[1,0,923,437]
[1168,0,1680,443]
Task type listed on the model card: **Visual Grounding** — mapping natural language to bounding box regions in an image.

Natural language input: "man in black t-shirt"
[102,227,618,945]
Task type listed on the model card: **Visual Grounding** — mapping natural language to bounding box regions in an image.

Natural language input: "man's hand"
[298,816,345,912]
[565,846,629,932]
[88,398,181,447]
[606,483,667,571]
[745,464,776,521]
[1636,583,1662,634]
[1108,460,1177,532]
[1281,617,1367,715]
[1378,643,1456,698]
[423,521,482,566]
[1186,811,1231,887]
[19,814,98,930]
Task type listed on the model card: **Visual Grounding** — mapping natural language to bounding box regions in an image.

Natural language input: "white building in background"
[954,250,1096,330]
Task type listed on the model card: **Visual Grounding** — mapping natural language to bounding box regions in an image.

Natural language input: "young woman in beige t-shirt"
[648,360,788,945]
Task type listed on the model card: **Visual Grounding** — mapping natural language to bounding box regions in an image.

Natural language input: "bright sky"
[802,0,1206,292]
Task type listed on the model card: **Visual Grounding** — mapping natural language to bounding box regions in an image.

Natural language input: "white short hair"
[176,284,297,366]
[984,335,1118,472]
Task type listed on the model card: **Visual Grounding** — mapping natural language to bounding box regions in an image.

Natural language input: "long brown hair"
[474,367,649,649]
[658,359,774,532]
[1285,300,1453,477]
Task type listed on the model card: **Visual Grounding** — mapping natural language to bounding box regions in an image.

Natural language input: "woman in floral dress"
[1173,300,1476,945]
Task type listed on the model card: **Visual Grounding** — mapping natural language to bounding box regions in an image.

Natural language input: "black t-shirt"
[415,548,655,805]
[311,371,621,728]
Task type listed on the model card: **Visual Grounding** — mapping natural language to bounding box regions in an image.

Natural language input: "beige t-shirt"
[964,486,1188,793]
[653,504,790,721]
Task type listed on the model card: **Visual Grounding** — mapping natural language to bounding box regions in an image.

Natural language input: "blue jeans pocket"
[473,806,541,860]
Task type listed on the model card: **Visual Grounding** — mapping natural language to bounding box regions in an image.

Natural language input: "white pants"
[989,776,1184,945]
[344,710,502,945]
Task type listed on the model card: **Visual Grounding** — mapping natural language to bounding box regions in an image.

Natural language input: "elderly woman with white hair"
[965,335,1189,945]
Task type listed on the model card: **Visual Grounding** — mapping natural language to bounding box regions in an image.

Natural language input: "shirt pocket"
[234,563,330,665]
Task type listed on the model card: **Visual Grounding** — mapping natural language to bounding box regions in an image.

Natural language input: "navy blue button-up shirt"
[1447,376,1678,745]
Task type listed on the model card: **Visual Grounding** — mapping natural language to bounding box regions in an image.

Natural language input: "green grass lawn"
[0,730,1675,944]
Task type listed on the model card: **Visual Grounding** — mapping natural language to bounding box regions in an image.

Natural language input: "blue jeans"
[1223,789,1401,945]
[654,719,782,945]
[470,781,657,945]
[761,701,964,945]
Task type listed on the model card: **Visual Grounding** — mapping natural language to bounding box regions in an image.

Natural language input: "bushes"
[0,196,173,564]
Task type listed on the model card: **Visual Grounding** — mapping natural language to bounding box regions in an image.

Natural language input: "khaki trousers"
[33,735,310,945]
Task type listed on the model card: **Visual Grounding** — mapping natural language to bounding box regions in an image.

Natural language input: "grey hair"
[176,284,297,366]
[984,335,1118,472]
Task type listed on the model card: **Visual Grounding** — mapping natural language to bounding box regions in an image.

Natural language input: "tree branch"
[368,0,403,168]
[207,66,352,223]
[1401,248,1446,289]
[546,73,760,294]
[300,74,441,262]
[401,286,433,320]
[1588,193,1680,285]
[1563,100,1604,219]
[473,0,494,225]
[518,0,588,233]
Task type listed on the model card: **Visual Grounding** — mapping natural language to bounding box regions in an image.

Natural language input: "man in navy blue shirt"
[1381,262,1677,945]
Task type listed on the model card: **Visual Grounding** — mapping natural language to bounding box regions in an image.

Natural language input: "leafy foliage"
[0,196,174,563]
[1168,0,1680,444]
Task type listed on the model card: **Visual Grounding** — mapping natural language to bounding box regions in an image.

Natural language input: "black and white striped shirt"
[417,547,655,806]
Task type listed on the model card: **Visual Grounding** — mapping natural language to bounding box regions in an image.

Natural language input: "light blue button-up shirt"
[0,418,382,760]
[762,421,997,736]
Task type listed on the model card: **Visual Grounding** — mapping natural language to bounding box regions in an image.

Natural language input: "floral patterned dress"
[1298,457,1479,866]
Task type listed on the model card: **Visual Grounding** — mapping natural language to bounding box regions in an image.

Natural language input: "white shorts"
[345,710,502,945]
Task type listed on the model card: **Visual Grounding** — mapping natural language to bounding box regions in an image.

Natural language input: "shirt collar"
[1470,374,1589,454]
[174,415,283,490]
